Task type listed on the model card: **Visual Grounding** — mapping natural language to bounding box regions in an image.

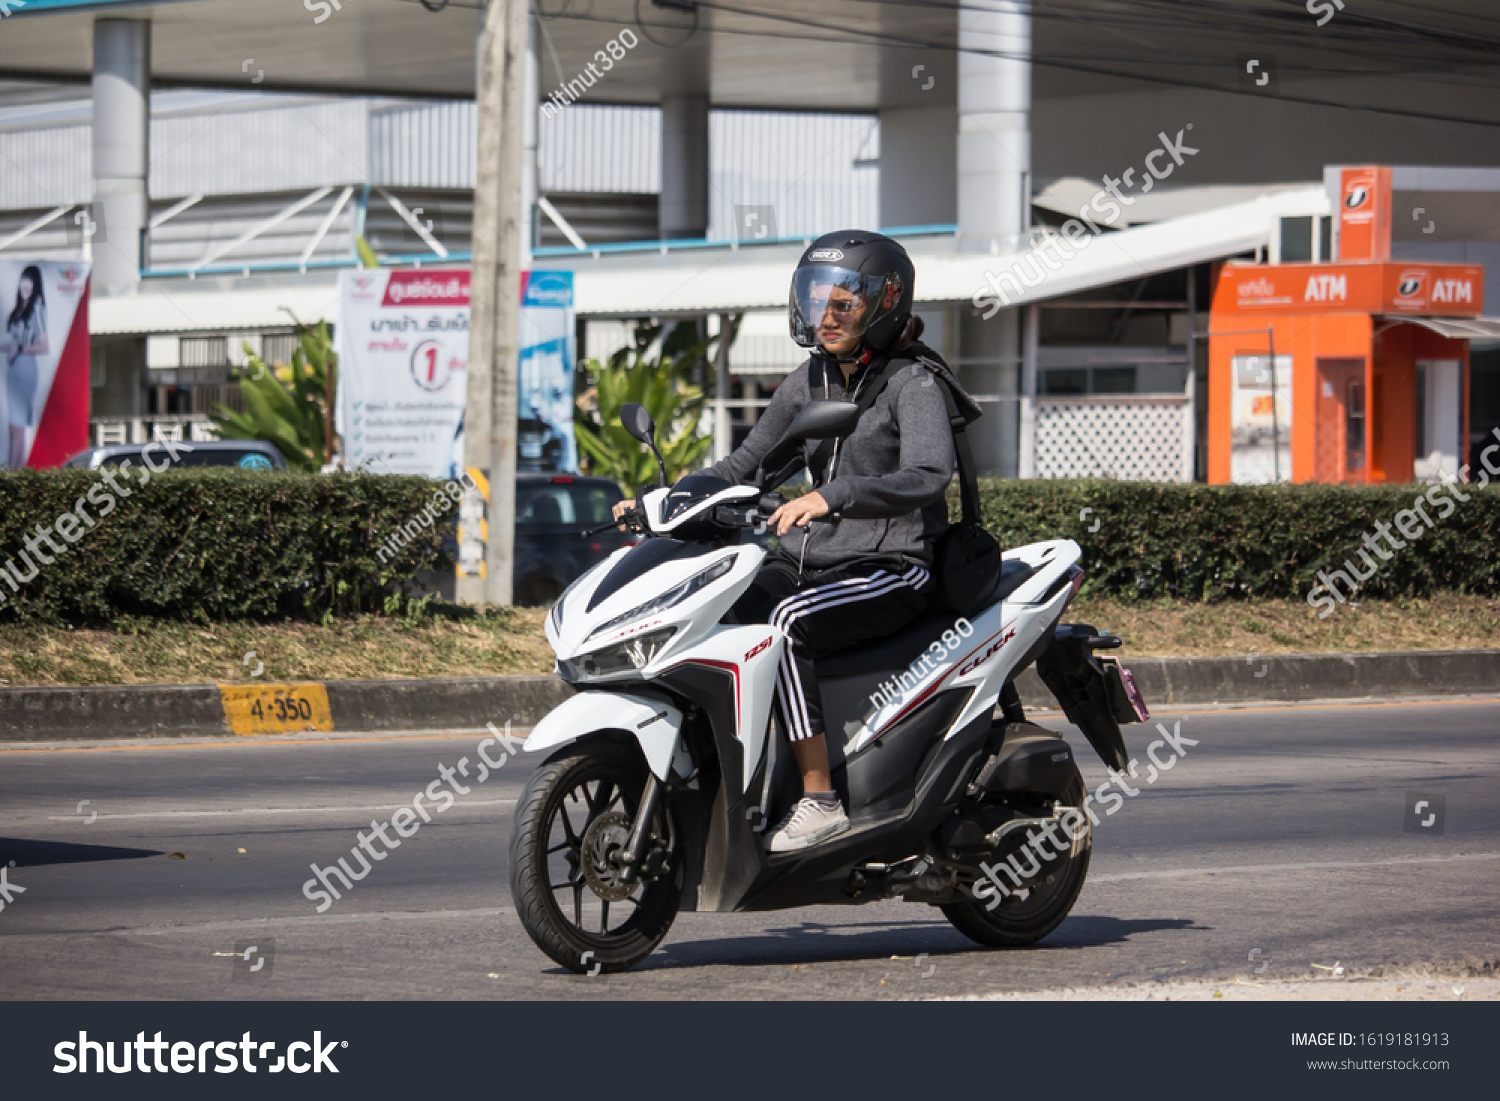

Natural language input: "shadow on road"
[0,837,165,868]
[615,914,1203,972]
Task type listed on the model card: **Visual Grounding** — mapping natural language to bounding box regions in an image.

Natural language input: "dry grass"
[0,607,554,688]
[0,595,1495,688]
[1071,593,1500,658]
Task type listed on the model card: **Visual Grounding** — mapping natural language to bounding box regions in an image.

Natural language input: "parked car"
[64,439,288,471]
[513,473,634,606]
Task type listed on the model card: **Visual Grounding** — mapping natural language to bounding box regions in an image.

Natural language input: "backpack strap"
[931,374,982,527]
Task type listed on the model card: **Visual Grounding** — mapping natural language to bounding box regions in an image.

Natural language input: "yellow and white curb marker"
[218,684,334,736]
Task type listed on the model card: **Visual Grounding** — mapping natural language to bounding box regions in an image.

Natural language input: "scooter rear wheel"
[510,740,682,973]
[939,777,1091,948]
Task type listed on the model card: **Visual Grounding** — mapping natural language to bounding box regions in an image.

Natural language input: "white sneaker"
[767,796,850,853]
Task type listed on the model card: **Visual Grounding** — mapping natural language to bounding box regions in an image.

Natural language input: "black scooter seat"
[815,559,1039,678]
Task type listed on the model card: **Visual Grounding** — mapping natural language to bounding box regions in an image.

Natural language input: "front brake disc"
[581,810,636,902]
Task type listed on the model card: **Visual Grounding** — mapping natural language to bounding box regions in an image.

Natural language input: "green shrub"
[968,479,1500,601]
[0,469,453,625]
[3,470,1494,626]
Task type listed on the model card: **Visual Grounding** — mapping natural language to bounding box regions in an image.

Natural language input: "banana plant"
[211,320,336,473]
[575,319,740,496]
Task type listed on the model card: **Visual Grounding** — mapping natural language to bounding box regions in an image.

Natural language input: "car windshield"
[517,483,619,526]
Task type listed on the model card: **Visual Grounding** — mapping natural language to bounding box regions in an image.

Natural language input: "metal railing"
[88,415,220,448]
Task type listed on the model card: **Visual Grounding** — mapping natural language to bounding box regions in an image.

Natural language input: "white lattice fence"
[1034,395,1193,482]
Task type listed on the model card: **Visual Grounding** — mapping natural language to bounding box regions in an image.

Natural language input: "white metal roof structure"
[560,185,1326,318]
[88,184,1325,334]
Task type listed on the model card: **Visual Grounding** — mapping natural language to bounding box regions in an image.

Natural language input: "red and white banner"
[1,260,91,469]
[335,269,472,477]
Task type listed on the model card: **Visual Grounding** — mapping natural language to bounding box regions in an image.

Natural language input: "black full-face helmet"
[788,230,916,356]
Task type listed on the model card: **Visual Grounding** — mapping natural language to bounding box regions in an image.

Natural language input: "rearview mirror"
[786,399,860,441]
[620,402,668,487]
[620,403,656,445]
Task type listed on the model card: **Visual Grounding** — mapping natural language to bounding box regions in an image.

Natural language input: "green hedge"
[3,471,1495,626]
[0,470,454,625]
[967,479,1500,602]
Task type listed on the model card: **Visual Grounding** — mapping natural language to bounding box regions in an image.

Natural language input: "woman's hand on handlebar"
[767,492,829,536]
[611,498,637,531]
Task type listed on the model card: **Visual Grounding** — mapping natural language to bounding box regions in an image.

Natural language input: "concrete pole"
[92,19,150,297]
[459,0,525,606]
[521,10,538,265]
[1018,302,1039,478]
[660,94,709,240]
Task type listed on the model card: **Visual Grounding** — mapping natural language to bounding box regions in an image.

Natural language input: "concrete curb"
[0,676,574,743]
[321,675,573,733]
[0,683,231,741]
[1014,648,1500,710]
[0,651,1495,742]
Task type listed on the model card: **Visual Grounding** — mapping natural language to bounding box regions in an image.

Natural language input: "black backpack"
[815,347,1002,616]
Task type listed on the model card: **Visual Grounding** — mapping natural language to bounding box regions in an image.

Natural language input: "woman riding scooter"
[615,231,958,853]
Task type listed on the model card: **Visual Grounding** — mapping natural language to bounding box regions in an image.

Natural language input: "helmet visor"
[788,266,898,350]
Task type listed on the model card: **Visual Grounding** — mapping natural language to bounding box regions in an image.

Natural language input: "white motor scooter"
[509,400,1147,972]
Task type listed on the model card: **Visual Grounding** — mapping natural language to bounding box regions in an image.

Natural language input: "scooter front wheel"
[509,740,682,974]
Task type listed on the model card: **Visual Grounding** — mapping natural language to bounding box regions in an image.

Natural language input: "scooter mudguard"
[1035,626,1132,772]
[524,690,689,781]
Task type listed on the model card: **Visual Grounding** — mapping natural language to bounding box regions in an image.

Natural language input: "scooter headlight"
[585,555,735,642]
[560,628,677,681]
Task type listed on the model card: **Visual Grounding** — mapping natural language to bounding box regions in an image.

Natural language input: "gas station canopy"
[4,0,1499,116]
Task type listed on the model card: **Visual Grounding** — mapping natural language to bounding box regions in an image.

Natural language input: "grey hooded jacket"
[702,351,956,571]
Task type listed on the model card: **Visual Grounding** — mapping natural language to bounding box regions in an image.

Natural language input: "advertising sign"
[335,269,470,477]
[1337,165,1392,261]
[336,269,576,480]
[1213,262,1482,318]
[1230,353,1292,484]
[0,259,91,469]
[518,270,576,474]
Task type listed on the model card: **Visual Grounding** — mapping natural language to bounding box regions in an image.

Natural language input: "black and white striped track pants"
[731,553,931,744]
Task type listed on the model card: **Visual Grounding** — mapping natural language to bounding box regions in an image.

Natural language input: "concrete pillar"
[879,105,957,229]
[956,2,1030,476]
[712,312,731,462]
[959,306,1021,477]
[660,94,709,240]
[92,19,150,297]
[957,1,1030,248]
[1018,302,1039,478]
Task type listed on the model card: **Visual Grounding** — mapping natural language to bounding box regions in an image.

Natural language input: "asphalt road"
[2,698,1497,1000]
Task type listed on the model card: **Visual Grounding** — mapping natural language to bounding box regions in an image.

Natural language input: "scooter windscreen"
[660,474,735,524]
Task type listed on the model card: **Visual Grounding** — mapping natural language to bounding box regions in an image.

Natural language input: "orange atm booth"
[1208,166,1484,485]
